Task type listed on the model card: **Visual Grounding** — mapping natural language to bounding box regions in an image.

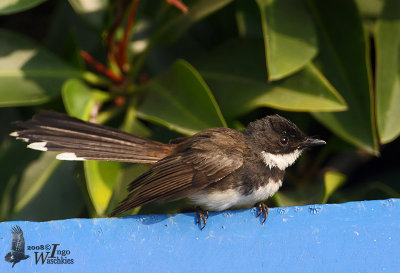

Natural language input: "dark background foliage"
[0,0,399,221]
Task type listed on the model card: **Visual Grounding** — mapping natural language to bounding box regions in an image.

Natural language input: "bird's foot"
[196,207,209,231]
[255,202,269,225]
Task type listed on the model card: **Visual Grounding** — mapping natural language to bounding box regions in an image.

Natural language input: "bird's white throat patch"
[261,150,302,170]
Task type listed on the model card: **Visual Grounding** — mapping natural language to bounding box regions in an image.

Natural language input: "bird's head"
[244,115,326,170]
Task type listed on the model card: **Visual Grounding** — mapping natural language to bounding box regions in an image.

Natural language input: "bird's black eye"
[280,136,288,145]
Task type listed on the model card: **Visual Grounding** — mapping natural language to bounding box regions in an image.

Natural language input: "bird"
[4,225,30,268]
[11,111,326,229]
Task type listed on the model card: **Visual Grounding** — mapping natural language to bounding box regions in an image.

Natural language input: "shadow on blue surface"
[1,199,400,272]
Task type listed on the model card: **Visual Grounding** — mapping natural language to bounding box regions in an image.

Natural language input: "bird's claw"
[256,202,269,225]
[196,207,209,231]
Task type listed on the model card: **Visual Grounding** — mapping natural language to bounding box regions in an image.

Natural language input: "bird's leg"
[195,207,209,231]
[255,202,269,225]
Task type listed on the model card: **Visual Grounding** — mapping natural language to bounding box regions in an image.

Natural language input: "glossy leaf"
[130,0,234,78]
[84,161,121,216]
[307,0,378,154]
[155,0,233,44]
[13,153,61,214]
[12,161,85,221]
[322,171,346,203]
[137,59,227,135]
[121,98,152,137]
[68,0,107,29]
[255,0,318,80]
[0,136,84,221]
[0,29,80,107]
[62,78,111,120]
[354,0,383,18]
[195,39,346,119]
[1,109,73,220]
[0,139,42,219]
[62,79,120,216]
[235,0,263,38]
[375,0,400,143]
[0,0,46,15]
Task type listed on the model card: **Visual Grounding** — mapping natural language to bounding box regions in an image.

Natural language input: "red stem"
[81,0,141,85]
[107,2,129,57]
[117,0,140,72]
[166,0,188,14]
[80,50,123,84]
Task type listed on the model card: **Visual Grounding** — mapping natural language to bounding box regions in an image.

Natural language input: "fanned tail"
[11,111,173,163]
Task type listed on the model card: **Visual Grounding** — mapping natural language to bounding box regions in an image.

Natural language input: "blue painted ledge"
[1,199,400,273]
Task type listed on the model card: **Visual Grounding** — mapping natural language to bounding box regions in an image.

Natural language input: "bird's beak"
[299,137,326,149]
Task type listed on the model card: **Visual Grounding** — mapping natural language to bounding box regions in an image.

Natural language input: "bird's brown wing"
[111,128,246,215]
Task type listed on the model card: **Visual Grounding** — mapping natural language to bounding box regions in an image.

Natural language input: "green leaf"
[62,78,111,120]
[137,59,227,135]
[0,0,46,15]
[354,0,384,18]
[130,0,234,78]
[0,139,39,218]
[13,153,61,214]
[1,109,82,220]
[195,39,347,119]
[62,78,120,216]
[155,0,233,44]
[255,0,318,80]
[0,29,80,107]
[0,134,85,221]
[68,0,107,29]
[322,171,346,203]
[375,0,400,143]
[121,98,152,137]
[235,0,263,38]
[12,161,85,221]
[84,160,121,216]
[307,0,378,154]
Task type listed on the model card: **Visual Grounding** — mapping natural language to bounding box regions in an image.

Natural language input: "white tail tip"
[56,153,86,161]
[27,142,48,151]
[10,132,29,142]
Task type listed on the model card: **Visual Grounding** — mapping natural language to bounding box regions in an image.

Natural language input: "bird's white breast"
[189,179,282,211]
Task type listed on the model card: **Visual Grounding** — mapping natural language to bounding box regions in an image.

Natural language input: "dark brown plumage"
[12,110,172,163]
[112,128,246,215]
